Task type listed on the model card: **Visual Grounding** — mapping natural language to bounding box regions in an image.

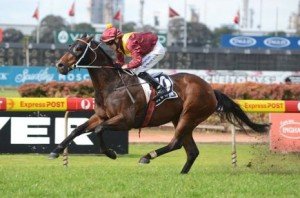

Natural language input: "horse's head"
[56,34,98,75]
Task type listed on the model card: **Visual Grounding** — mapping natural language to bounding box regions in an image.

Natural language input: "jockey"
[101,23,167,100]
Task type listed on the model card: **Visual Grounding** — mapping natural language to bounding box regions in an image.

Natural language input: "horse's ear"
[81,33,87,38]
[87,35,94,42]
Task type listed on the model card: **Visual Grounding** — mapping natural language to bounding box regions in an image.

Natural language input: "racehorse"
[50,35,269,174]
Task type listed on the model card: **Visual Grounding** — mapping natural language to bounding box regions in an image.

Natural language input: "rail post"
[62,111,69,167]
[231,124,237,167]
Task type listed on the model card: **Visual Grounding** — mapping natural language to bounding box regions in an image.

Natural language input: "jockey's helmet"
[101,23,123,43]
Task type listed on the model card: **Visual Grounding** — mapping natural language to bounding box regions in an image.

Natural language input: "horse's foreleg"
[49,114,102,159]
[96,132,117,160]
[94,114,129,160]
[181,134,199,174]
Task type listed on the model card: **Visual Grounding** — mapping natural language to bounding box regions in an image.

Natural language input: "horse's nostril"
[57,62,64,68]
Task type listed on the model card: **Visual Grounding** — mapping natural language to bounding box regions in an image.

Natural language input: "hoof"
[104,149,117,160]
[48,152,59,159]
[139,157,150,164]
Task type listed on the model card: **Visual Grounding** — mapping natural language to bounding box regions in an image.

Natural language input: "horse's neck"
[88,66,117,91]
[87,46,137,102]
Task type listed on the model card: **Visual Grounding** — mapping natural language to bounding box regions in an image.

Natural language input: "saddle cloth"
[139,73,178,106]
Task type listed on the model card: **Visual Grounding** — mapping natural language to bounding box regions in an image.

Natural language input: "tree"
[168,18,184,46]
[187,22,214,47]
[74,23,95,32]
[122,22,137,32]
[139,24,158,33]
[33,15,67,43]
[3,28,24,42]
[267,31,287,37]
[169,18,214,47]
[212,25,238,47]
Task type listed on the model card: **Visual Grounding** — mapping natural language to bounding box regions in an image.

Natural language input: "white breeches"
[131,41,166,75]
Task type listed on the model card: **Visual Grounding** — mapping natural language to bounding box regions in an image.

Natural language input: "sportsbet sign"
[55,30,167,46]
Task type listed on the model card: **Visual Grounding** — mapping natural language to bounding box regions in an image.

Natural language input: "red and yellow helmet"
[101,23,123,43]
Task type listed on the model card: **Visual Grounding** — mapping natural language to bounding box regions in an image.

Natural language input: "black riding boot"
[138,72,168,100]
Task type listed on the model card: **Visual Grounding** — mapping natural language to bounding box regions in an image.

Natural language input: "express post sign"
[0,98,96,112]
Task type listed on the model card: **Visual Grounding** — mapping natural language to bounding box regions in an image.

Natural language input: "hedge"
[18,81,300,100]
[20,81,298,129]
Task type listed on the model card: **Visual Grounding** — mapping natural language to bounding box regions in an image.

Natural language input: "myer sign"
[0,112,128,154]
[55,30,101,44]
[55,30,167,46]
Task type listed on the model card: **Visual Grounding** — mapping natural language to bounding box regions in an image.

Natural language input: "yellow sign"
[6,98,67,111]
[237,100,285,113]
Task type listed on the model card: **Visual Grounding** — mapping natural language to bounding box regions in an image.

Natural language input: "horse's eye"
[72,45,82,54]
[75,47,82,52]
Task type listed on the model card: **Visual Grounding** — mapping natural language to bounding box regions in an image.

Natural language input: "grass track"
[0,144,299,197]
[0,89,20,97]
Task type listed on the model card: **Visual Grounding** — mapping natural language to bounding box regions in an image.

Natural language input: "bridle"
[68,39,134,75]
[67,38,136,104]
[69,38,103,70]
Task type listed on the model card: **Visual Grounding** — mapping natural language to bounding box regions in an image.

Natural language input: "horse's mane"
[94,40,114,65]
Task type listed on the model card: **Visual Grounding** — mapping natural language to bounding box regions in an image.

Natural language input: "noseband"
[69,38,101,69]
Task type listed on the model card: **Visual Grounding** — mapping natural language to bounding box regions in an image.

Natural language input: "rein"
[75,65,115,69]
[71,39,137,103]
[71,38,102,69]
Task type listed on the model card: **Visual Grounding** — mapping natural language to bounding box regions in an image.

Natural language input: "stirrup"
[153,88,168,101]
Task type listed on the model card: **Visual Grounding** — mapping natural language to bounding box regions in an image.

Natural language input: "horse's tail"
[214,90,269,133]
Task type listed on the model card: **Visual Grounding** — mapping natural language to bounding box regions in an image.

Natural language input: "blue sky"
[0,0,298,31]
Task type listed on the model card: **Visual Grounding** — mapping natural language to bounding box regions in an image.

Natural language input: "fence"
[1,43,300,71]
[0,97,299,166]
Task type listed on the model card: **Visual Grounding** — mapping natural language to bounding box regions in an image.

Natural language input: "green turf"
[0,88,20,97]
[0,144,299,197]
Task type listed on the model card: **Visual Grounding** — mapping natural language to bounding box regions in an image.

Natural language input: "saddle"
[138,72,178,129]
[139,72,178,106]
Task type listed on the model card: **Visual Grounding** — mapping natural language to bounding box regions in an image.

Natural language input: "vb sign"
[55,30,102,44]
[157,33,167,47]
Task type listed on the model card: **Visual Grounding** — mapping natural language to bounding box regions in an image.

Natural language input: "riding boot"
[138,72,168,100]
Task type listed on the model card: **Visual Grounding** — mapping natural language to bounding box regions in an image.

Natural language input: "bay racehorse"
[49,35,269,174]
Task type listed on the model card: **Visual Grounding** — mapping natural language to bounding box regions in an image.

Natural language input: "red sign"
[0,98,6,111]
[67,98,94,111]
[0,28,3,43]
[284,101,300,112]
[270,113,300,152]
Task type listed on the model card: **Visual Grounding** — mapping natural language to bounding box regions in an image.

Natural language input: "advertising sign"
[238,100,285,113]
[55,30,168,47]
[5,98,67,111]
[0,28,3,43]
[154,69,300,84]
[0,97,6,111]
[67,98,94,111]
[0,66,90,86]
[1,66,300,87]
[55,30,102,44]
[221,34,300,50]
[0,112,128,154]
[270,113,300,152]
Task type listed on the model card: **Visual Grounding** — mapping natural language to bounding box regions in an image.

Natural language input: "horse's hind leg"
[139,135,184,164]
[181,134,199,174]
[139,120,195,171]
